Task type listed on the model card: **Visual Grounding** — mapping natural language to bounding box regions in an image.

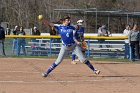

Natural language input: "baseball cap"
[77,20,84,25]
[77,20,84,23]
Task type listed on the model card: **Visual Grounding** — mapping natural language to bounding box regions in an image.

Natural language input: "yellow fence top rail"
[6,35,128,40]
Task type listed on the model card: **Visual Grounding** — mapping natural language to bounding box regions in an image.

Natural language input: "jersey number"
[66,33,69,37]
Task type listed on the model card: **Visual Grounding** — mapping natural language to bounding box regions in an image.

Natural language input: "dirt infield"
[0,58,140,93]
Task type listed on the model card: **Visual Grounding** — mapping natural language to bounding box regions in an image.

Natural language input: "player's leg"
[2,41,6,56]
[42,45,68,77]
[72,52,76,61]
[130,42,135,61]
[71,52,77,64]
[74,45,100,75]
[21,40,26,56]
[135,41,140,60]
[12,39,16,54]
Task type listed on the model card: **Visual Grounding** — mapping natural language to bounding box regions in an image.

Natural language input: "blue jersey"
[54,24,76,45]
[75,25,85,42]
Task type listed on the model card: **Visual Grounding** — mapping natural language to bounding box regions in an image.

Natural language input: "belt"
[63,43,75,47]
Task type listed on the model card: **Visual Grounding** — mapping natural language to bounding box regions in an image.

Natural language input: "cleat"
[94,70,100,75]
[42,73,48,77]
[71,61,77,64]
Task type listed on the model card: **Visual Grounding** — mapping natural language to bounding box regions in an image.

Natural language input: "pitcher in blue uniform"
[41,16,100,77]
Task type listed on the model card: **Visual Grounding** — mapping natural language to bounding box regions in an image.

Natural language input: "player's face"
[63,19,70,26]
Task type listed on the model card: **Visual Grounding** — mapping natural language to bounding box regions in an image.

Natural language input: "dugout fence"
[3,35,127,58]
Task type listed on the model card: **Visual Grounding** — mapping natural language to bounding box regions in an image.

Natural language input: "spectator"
[98,25,110,37]
[0,25,6,56]
[123,24,131,59]
[12,25,19,54]
[7,27,11,35]
[128,24,140,61]
[32,26,41,35]
[98,25,111,48]
[31,26,41,56]
[16,26,26,56]
[13,26,19,35]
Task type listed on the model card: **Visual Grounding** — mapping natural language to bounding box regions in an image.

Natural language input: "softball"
[38,15,43,20]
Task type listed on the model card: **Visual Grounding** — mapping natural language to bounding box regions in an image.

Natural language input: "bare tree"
[0,0,140,33]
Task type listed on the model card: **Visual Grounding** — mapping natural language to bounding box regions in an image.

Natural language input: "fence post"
[87,38,90,58]
[49,38,52,56]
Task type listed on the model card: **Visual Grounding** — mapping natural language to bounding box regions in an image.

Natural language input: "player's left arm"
[73,29,81,45]
[81,27,85,42]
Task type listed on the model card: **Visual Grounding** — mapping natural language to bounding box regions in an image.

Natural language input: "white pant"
[55,44,86,65]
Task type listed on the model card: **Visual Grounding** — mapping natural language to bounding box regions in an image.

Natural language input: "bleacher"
[24,34,125,58]
[5,33,126,57]
[25,38,62,56]
[86,40,125,57]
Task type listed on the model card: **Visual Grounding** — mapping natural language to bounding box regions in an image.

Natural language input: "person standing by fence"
[123,24,131,59]
[128,24,140,61]
[16,26,26,56]
[31,26,41,36]
[98,25,111,48]
[0,25,6,56]
[31,26,41,56]
[12,25,19,54]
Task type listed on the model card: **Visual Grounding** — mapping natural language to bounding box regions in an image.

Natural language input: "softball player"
[71,19,85,64]
[42,16,100,77]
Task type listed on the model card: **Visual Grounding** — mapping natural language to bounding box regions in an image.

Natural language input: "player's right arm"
[38,15,55,27]
[42,19,54,27]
